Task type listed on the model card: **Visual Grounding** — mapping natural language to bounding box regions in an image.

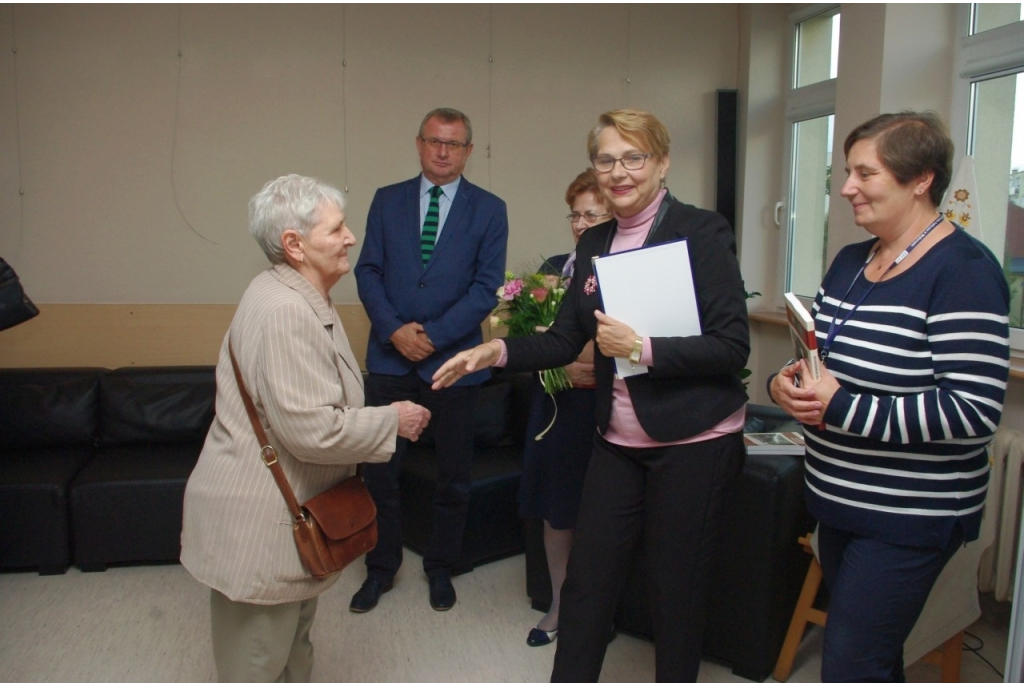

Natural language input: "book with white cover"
[592,239,701,378]
[784,292,821,381]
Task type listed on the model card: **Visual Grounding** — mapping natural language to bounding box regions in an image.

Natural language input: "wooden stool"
[772,534,964,682]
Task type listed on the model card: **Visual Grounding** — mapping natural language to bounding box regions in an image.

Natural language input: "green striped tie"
[421,185,442,266]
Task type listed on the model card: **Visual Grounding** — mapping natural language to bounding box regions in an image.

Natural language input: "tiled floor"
[0,552,1010,682]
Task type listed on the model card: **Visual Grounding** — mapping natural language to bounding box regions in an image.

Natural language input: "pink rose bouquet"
[492,268,571,396]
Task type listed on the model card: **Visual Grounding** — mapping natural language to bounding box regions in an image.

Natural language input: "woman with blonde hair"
[435,110,749,682]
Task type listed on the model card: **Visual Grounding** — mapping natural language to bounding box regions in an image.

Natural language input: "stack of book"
[784,292,820,381]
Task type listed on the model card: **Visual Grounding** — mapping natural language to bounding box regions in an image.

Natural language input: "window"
[782,6,840,298]
[958,4,1024,347]
[970,73,1024,327]
[788,115,833,297]
[972,3,1024,34]
[794,9,839,88]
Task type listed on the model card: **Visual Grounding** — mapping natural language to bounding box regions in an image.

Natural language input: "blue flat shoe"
[526,627,557,647]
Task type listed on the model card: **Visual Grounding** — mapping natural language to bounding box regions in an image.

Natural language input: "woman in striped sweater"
[769,112,1010,682]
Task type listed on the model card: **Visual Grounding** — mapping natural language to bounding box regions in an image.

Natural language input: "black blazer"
[504,194,749,442]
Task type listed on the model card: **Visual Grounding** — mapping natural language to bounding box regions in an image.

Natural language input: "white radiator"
[979,428,1024,601]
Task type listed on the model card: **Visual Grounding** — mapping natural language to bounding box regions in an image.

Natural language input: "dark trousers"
[817,522,964,682]
[551,432,745,683]
[362,371,478,580]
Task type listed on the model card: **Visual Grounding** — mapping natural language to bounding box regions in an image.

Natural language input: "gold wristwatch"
[629,336,643,367]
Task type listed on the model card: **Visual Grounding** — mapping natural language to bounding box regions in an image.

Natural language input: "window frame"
[779,4,839,300]
[952,4,1024,355]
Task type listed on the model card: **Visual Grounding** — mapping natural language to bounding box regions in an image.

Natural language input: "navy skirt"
[517,377,597,530]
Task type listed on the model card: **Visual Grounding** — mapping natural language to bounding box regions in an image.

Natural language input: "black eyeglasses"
[591,153,652,173]
[419,137,470,152]
[567,211,611,224]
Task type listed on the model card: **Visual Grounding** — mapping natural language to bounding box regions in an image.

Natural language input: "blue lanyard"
[820,213,943,362]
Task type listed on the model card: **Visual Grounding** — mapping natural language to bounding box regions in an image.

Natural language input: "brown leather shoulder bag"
[229,344,377,579]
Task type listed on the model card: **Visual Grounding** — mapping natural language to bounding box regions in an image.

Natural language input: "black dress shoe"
[349,577,393,613]
[526,627,557,647]
[428,573,456,611]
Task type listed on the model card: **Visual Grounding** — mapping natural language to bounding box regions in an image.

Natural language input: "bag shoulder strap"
[228,342,305,522]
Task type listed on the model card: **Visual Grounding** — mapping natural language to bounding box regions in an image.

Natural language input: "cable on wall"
[170,3,217,245]
[341,3,349,194]
[8,5,25,259]
[626,6,632,106]
[486,3,493,189]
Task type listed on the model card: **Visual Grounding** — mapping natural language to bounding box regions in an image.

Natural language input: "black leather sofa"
[1,365,534,577]
[0,366,216,574]
[524,404,815,682]
[0,368,105,575]
[71,367,216,571]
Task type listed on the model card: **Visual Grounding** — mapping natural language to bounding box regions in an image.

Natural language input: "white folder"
[592,239,702,377]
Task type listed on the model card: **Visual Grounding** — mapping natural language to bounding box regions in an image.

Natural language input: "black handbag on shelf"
[0,256,40,332]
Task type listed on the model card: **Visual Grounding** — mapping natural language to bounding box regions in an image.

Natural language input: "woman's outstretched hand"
[431,340,502,390]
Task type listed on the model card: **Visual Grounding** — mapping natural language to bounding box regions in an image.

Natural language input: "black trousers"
[551,432,745,683]
[362,371,478,579]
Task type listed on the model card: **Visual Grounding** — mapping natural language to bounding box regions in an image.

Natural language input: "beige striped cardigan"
[181,264,398,604]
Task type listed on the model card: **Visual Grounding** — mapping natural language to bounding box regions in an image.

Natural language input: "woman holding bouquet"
[519,169,609,648]
[434,109,749,682]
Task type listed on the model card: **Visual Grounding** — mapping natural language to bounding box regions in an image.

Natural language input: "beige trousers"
[209,589,319,683]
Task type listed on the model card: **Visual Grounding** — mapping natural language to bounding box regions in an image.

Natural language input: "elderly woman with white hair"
[181,174,430,682]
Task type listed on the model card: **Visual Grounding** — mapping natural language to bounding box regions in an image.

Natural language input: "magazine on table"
[744,431,806,455]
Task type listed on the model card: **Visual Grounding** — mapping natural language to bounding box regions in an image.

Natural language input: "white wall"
[0,3,739,306]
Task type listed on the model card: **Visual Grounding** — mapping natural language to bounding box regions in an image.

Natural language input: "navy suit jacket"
[355,175,508,386]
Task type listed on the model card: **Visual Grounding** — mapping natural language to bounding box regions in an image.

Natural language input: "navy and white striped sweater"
[806,228,1010,547]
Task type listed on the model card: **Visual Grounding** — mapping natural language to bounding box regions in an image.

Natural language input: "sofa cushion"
[0,446,95,486]
[98,367,215,446]
[73,442,203,485]
[0,446,95,573]
[417,378,515,449]
[401,442,525,572]
[471,381,514,448]
[0,370,102,449]
[70,442,203,568]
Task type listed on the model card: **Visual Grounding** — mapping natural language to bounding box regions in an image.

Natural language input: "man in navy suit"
[352,108,508,612]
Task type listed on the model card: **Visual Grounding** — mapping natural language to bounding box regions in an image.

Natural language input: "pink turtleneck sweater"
[497,188,745,447]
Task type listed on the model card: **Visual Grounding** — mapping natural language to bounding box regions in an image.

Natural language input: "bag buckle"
[261,445,278,467]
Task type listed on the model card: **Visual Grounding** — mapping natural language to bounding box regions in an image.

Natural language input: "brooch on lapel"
[583,275,597,296]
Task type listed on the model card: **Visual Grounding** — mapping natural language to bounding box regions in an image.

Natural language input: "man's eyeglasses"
[419,137,470,152]
[591,153,652,173]
[567,211,611,224]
